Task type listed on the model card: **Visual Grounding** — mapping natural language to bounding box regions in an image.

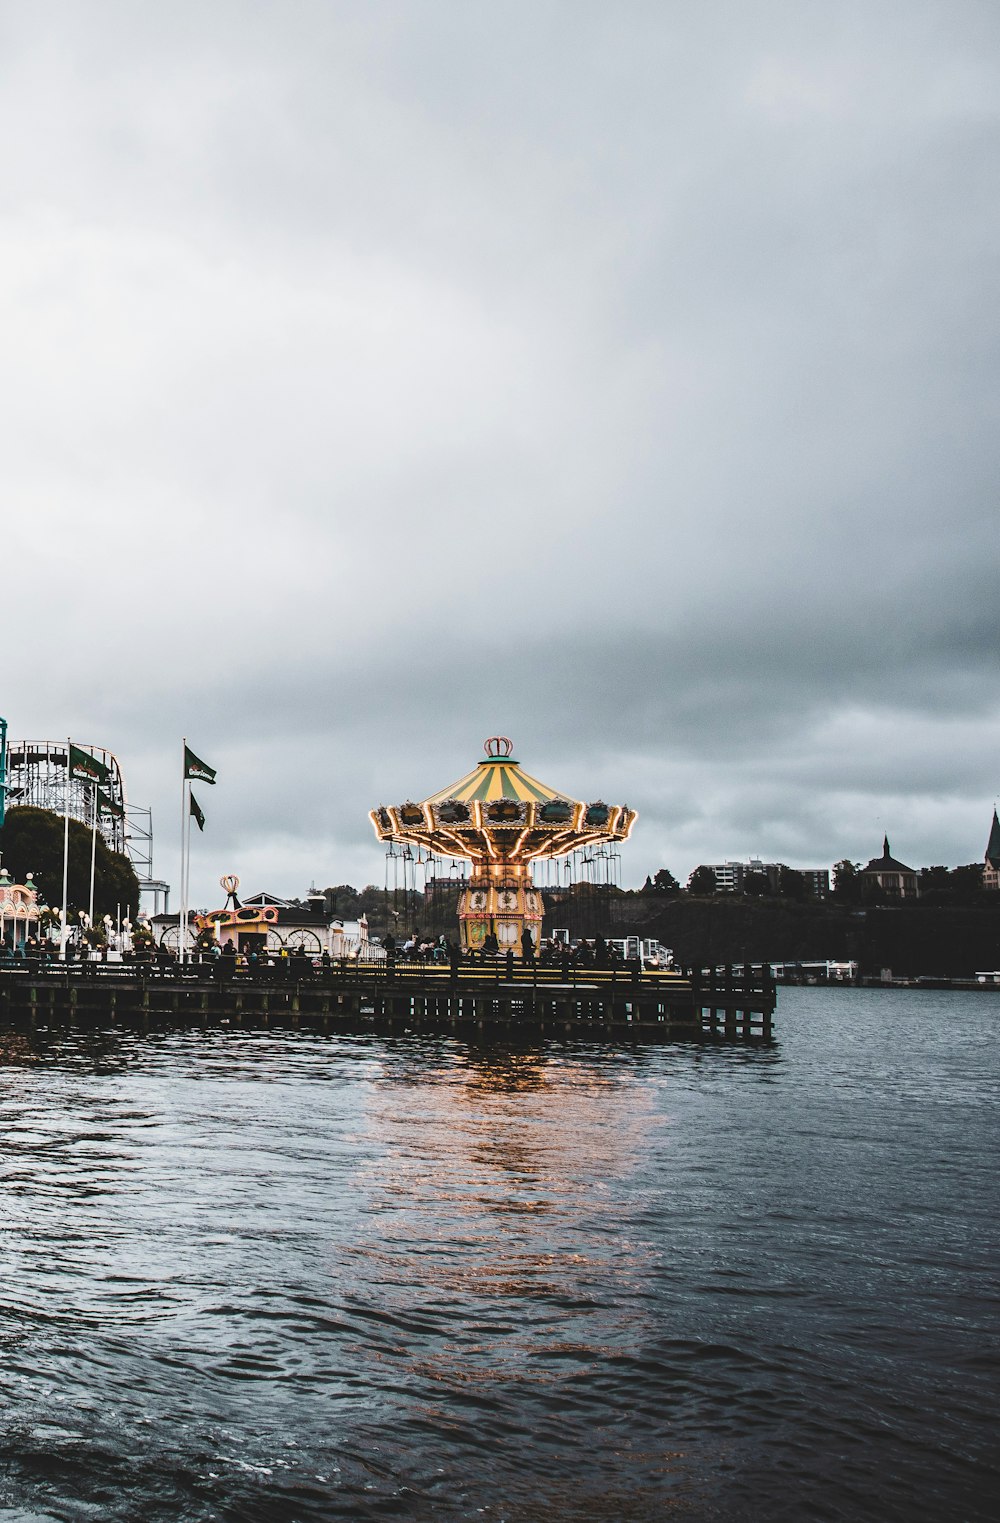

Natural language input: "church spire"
[883,834,891,859]
[986,809,1000,870]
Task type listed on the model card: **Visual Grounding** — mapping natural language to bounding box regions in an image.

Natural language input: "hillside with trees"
[326,861,1000,978]
[0,807,140,920]
[607,864,1000,977]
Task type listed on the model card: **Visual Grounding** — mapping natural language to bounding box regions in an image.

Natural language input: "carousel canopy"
[370,736,636,868]
[425,752,573,807]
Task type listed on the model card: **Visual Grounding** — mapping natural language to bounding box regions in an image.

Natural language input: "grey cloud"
[1,1,997,905]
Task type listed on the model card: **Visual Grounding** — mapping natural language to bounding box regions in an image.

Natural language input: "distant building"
[699,858,779,893]
[984,809,1000,892]
[423,875,466,898]
[698,860,828,897]
[861,837,919,900]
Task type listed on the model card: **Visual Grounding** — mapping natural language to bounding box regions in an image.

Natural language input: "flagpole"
[180,739,187,964]
[88,786,98,928]
[185,786,193,961]
[60,736,71,962]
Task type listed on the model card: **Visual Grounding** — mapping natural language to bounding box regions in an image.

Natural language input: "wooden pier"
[0,960,775,1040]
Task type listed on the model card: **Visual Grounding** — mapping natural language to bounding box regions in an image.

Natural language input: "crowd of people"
[2,929,639,979]
[383,929,630,970]
[0,937,326,981]
[384,932,456,964]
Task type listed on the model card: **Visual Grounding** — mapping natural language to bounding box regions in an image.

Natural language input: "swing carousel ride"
[370,737,637,955]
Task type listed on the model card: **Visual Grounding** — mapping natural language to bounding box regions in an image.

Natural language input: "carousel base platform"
[0,961,775,1041]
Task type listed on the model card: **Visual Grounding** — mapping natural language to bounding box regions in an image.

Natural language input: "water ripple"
[0,990,998,1520]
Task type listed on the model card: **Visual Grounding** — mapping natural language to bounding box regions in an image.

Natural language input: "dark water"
[0,988,997,1523]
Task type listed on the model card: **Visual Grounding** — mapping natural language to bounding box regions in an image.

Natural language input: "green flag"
[69,744,108,784]
[189,791,205,832]
[97,787,124,818]
[184,744,216,784]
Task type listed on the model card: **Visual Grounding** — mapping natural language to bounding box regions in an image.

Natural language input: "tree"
[918,865,983,906]
[687,865,716,896]
[358,883,391,915]
[950,864,985,904]
[919,866,952,904]
[0,806,140,918]
[743,871,771,898]
[327,883,360,916]
[832,860,861,904]
[651,868,680,894]
[778,866,807,900]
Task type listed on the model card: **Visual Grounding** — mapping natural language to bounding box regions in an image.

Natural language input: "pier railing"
[0,958,775,1040]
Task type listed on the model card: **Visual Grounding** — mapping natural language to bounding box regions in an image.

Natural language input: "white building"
[699,860,829,897]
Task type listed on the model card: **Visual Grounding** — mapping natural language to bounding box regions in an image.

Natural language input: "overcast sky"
[3,0,998,907]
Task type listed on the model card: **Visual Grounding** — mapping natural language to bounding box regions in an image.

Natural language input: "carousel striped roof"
[425,757,574,806]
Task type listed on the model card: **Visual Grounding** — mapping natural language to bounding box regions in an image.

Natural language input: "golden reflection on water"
[341,1046,665,1401]
[0,1032,40,1065]
[352,1049,662,1232]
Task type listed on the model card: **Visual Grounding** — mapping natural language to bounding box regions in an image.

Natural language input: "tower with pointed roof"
[983,809,1000,892]
[861,836,919,900]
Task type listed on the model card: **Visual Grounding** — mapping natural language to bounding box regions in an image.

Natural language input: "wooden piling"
[0,961,775,1042]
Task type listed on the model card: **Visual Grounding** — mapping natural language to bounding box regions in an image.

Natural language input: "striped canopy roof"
[426,757,573,807]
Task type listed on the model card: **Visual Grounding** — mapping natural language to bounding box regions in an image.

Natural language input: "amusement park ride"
[0,731,166,912]
[2,739,129,852]
[371,737,637,955]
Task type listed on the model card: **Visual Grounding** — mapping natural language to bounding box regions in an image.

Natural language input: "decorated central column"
[459,860,543,955]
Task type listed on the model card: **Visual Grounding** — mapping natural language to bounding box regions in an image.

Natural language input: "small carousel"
[371,737,636,956]
[0,867,41,952]
[190,875,368,959]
